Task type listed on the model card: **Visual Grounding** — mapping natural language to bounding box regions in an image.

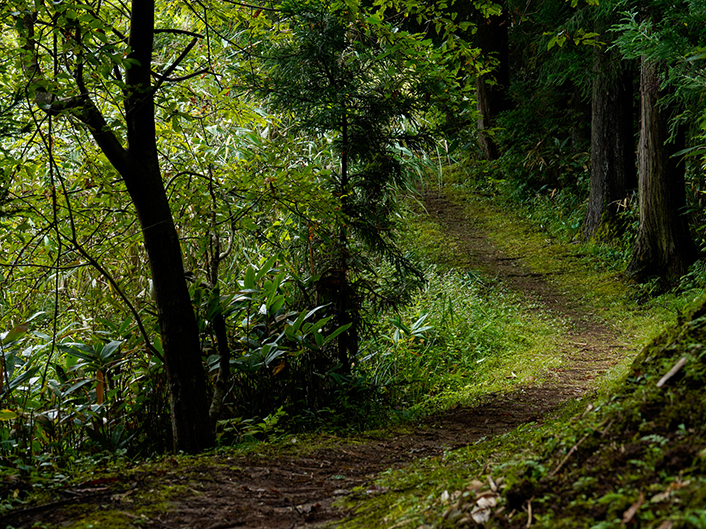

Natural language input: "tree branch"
[16,11,132,176]
[155,28,204,38]
[151,37,200,93]
[152,68,212,84]
[218,0,281,12]
[72,243,165,363]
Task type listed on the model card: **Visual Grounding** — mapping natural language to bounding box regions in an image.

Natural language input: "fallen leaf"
[471,505,491,524]
[466,480,484,492]
[650,491,671,503]
[476,493,498,509]
[650,480,691,503]
[442,507,463,522]
[458,515,473,526]
[489,475,497,492]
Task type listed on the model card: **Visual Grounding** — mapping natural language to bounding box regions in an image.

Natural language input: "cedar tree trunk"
[583,52,636,241]
[476,11,511,160]
[626,58,697,283]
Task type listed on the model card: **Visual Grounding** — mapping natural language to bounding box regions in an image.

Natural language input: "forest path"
[8,192,627,529]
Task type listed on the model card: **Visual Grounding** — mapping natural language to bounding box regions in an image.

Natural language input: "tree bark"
[626,58,697,284]
[476,11,511,160]
[120,0,214,453]
[583,51,636,241]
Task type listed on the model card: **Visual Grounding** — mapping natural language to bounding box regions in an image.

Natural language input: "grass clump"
[441,165,690,350]
[360,266,566,415]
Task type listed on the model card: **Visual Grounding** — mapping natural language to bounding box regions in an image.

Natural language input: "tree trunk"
[626,58,697,284]
[17,0,215,453]
[583,52,636,241]
[121,0,214,453]
[207,176,231,424]
[127,166,215,453]
[476,11,511,160]
[336,110,355,375]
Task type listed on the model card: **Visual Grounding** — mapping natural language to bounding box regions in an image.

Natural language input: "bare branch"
[152,37,200,93]
[152,68,212,84]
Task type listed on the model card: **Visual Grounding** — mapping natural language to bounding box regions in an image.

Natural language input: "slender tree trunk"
[476,11,511,160]
[17,0,215,453]
[208,306,231,422]
[583,52,636,241]
[208,176,231,424]
[336,110,354,375]
[121,0,214,453]
[626,58,697,283]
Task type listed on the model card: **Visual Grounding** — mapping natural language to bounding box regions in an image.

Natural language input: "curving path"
[6,191,629,529]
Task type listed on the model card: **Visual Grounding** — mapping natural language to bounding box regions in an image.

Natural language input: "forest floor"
[4,192,629,529]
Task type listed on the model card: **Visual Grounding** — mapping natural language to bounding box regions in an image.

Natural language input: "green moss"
[59,511,143,529]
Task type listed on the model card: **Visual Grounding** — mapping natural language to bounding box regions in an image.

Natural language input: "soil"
[3,193,627,529]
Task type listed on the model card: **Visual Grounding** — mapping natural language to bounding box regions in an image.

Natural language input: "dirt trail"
[6,193,626,529]
[423,193,625,396]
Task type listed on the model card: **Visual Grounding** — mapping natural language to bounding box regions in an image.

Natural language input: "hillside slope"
[483,300,706,528]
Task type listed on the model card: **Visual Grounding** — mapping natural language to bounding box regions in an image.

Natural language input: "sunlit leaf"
[0,409,18,421]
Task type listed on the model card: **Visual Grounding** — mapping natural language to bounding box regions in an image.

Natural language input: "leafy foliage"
[0,0,474,480]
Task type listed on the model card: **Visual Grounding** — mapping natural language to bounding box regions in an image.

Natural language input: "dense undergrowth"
[3,162,706,525]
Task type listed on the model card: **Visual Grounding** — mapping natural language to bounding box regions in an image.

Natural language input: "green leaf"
[0,409,18,421]
[0,323,29,346]
[58,343,97,362]
[99,340,123,362]
[256,255,278,283]
[8,367,39,392]
[244,266,256,290]
[62,378,93,397]
[269,295,286,314]
[322,323,352,346]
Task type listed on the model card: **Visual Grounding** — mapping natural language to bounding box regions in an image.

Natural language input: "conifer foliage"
[245,0,432,371]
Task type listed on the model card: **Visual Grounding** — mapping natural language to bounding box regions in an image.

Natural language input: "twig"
[548,433,590,478]
[600,419,614,438]
[656,356,687,388]
[151,37,200,93]
[526,499,533,528]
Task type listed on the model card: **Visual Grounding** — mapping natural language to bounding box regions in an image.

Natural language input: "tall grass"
[358,266,564,414]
